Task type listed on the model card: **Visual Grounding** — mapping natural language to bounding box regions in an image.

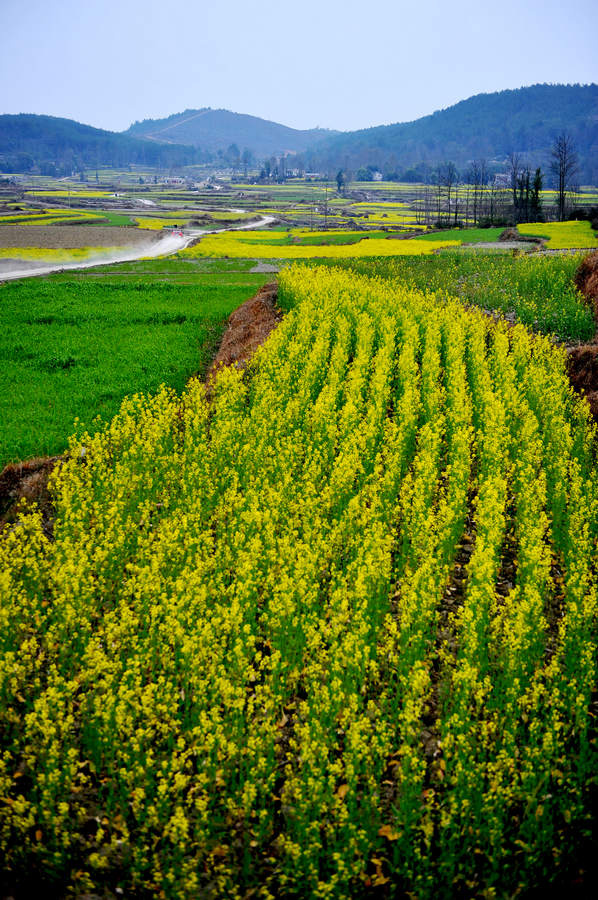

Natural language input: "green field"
[0,262,269,466]
[318,251,596,342]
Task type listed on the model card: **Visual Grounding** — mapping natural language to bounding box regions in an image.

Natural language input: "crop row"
[0,267,596,897]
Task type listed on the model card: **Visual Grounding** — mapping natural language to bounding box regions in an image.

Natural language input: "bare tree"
[467,159,487,225]
[550,133,579,221]
[507,152,523,223]
[438,162,458,225]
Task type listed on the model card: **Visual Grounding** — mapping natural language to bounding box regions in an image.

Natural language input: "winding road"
[0,214,277,282]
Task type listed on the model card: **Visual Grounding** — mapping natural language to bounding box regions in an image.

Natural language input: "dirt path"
[206,282,281,384]
[0,214,277,283]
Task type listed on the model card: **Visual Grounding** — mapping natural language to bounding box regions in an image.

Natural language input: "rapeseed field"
[1,266,596,898]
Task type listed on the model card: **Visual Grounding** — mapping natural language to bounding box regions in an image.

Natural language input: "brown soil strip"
[0,225,158,250]
[0,282,282,532]
[0,456,60,534]
[574,250,598,321]
[566,343,598,420]
[205,282,282,384]
[566,251,598,421]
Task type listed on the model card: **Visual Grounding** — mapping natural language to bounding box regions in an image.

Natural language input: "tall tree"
[466,159,488,225]
[241,148,253,178]
[550,132,578,221]
[516,166,531,223]
[438,162,458,225]
[530,167,544,222]
[507,152,523,223]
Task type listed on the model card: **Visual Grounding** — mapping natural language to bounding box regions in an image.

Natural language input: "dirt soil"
[574,251,598,320]
[205,282,282,384]
[499,227,542,243]
[567,344,598,420]
[0,225,158,250]
[0,456,60,534]
[565,252,598,420]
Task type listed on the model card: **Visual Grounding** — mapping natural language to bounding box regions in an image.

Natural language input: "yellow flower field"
[0,209,106,225]
[0,266,595,897]
[25,189,112,198]
[134,216,192,231]
[0,245,127,261]
[181,228,459,259]
[518,220,598,248]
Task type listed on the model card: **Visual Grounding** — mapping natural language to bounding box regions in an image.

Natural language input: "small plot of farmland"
[0,225,159,268]
[180,228,460,259]
[0,262,270,466]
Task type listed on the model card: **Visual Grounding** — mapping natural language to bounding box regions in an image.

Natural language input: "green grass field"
[0,262,269,466]
[413,226,505,242]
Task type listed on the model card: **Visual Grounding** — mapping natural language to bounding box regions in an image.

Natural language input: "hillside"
[309,83,598,183]
[0,114,205,176]
[2,85,597,181]
[126,108,338,159]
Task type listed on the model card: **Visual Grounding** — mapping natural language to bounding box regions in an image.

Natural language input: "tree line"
[330,132,581,226]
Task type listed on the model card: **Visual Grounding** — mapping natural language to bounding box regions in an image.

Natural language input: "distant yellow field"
[181,228,459,259]
[25,189,111,198]
[518,220,598,249]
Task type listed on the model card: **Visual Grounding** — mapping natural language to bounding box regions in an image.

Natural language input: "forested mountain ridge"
[1,85,597,181]
[0,114,205,175]
[126,108,338,159]
[307,84,598,183]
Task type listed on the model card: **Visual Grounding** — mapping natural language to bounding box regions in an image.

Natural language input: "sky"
[1,0,597,134]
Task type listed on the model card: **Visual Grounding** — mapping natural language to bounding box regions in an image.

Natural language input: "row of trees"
[246,133,581,228]
[341,133,580,227]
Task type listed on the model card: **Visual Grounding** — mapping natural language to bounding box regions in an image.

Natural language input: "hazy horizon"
[2,0,597,135]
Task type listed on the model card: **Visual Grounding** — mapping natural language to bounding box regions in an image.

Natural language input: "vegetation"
[127,108,337,159]
[307,84,598,185]
[180,229,459,259]
[0,114,207,176]
[320,251,595,341]
[517,220,598,249]
[413,226,505,243]
[0,209,107,226]
[0,265,269,466]
[0,246,127,262]
[1,266,596,898]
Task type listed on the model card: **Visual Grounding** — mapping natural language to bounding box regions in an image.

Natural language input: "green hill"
[0,114,205,176]
[309,84,598,183]
[126,108,337,159]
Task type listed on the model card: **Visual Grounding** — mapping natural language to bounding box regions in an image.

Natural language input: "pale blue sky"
[1,0,596,133]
